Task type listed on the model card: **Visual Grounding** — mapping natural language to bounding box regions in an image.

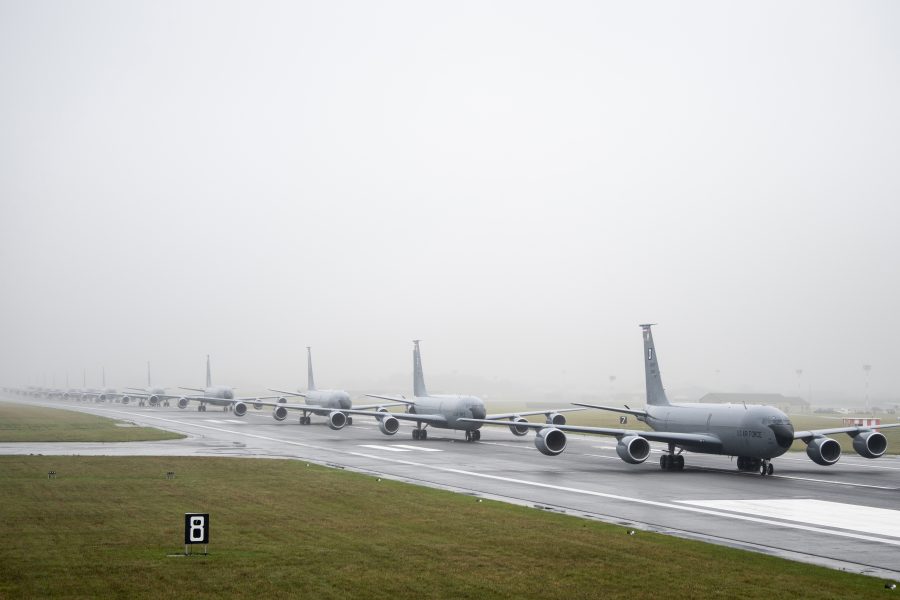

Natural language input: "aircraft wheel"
[413,429,420,440]
[465,430,471,442]
[660,455,668,470]
[347,417,353,426]
[759,463,767,476]
[473,430,480,441]
[420,429,427,440]
[767,463,774,476]
[676,455,684,470]
[223,406,228,412]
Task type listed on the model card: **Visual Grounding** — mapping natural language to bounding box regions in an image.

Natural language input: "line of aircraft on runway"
[5,325,900,476]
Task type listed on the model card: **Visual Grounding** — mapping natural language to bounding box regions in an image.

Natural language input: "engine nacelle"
[98,394,108,403]
[376,406,390,413]
[277,397,287,403]
[378,415,400,435]
[616,435,651,464]
[534,427,567,456]
[148,395,160,407]
[328,411,348,430]
[852,430,887,459]
[508,416,529,437]
[806,436,842,466]
[177,397,189,409]
[233,402,248,417]
[253,400,264,410]
[120,396,131,405]
[273,406,288,421]
[545,412,566,426]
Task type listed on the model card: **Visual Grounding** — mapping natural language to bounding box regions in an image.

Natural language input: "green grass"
[0,402,184,442]
[0,457,894,600]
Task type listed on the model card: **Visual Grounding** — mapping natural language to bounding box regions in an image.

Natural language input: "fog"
[2,1,898,405]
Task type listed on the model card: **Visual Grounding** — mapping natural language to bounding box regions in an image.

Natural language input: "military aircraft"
[242,346,404,429]
[345,340,583,442]
[176,356,265,412]
[117,363,182,407]
[462,324,900,475]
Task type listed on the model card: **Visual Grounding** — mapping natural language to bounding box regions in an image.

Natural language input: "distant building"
[698,393,810,414]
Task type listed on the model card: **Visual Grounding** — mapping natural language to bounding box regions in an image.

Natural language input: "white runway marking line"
[358,445,410,452]
[676,499,900,539]
[392,444,442,452]
[223,419,246,424]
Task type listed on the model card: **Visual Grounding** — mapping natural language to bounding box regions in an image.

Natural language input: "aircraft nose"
[470,405,486,420]
[769,422,795,449]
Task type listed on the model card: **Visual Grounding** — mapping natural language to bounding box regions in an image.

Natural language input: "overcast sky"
[2,1,898,403]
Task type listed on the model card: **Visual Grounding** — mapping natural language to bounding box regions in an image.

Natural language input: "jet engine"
[120,396,131,405]
[545,412,567,426]
[534,427,567,456]
[273,406,288,421]
[616,435,651,464]
[806,436,841,466]
[177,397,189,409]
[98,394,109,403]
[508,416,529,437]
[148,395,160,407]
[233,402,248,417]
[852,430,887,458]
[378,415,400,435]
[253,400,264,410]
[328,411,348,430]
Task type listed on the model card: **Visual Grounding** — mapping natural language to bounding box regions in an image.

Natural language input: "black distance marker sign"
[184,513,210,545]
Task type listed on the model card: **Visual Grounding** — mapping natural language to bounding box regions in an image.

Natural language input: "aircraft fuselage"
[644,402,795,459]
[411,394,486,430]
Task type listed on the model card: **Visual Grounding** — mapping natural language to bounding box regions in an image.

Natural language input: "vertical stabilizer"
[206,355,212,388]
[307,347,316,391]
[640,324,670,406]
[147,362,152,387]
[413,340,428,397]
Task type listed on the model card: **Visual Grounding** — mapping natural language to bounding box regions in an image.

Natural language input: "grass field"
[0,456,892,600]
[0,402,184,442]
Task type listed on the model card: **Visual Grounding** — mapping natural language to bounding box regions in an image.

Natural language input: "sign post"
[184,513,209,556]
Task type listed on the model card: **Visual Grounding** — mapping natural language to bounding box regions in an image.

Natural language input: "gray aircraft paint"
[352,341,581,439]
[461,324,898,472]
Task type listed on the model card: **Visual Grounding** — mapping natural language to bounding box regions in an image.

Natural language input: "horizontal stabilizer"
[572,402,649,418]
[486,407,587,420]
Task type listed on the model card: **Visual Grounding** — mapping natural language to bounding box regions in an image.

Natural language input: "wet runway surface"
[3,397,899,578]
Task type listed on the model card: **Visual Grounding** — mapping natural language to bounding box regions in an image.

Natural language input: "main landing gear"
[465,430,481,442]
[197,404,207,412]
[299,415,311,425]
[412,427,428,440]
[660,443,684,471]
[737,456,775,476]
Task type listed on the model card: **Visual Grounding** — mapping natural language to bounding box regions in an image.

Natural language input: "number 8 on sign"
[184,513,209,545]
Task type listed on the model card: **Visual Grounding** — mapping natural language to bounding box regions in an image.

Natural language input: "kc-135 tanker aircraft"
[338,340,584,441]
[462,324,900,475]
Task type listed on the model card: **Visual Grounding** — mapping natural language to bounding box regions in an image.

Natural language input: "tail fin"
[413,340,428,397]
[640,324,670,406]
[206,355,212,388]
[147,361,152,387]
[306,347,316,391]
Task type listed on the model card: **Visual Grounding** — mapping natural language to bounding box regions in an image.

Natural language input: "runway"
[3,396,899,579]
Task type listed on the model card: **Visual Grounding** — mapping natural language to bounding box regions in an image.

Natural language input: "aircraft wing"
[485,407,587,420]
[458,419,722,450]
[341,408,448,427]
[793,422,900,442]
[571,402,650,418]
[365,393,413,405]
